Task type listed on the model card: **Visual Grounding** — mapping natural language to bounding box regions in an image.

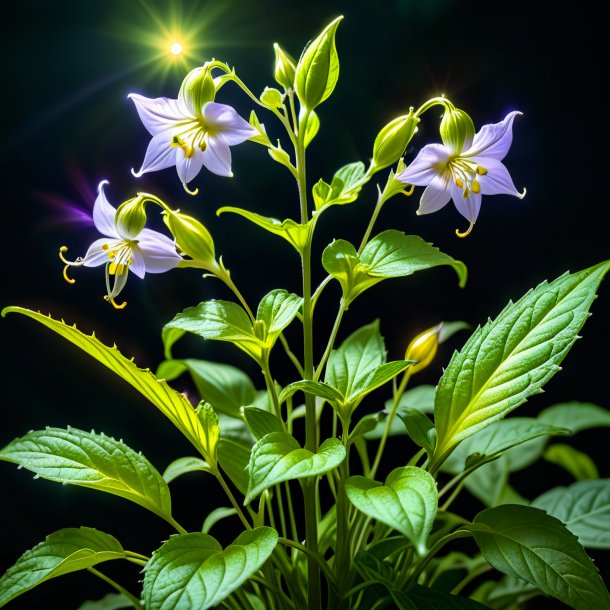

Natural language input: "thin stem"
[311,274,334,310]
[277,537,335,587]
[275,484,288,539]
[215,469,252,530]
[87,567,142,608]
[314,300,346,380]
[262,356,286,430]
[125,557,147,567]
[124,550,150,562]
[357,190,385,255]
[167,515,188,535]
[288,90,299,135]
[217,266,256,323]
[284,481,299,547]
[279,332,305,376]
[451,563,493,595]
[414,96,454,118]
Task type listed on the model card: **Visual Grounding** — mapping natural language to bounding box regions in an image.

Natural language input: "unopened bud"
[115,196,147,239]
[405,323,443,375]
[439,107,475,154]
[372,109,419,171]
[179,65,216,117]
[164,210,215,263]
[273,43,297,90]
[260,86,284,109]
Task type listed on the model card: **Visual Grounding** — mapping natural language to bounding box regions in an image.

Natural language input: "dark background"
[1,1,608,608]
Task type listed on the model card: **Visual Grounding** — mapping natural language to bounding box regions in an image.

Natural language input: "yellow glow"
[170,41,183,56]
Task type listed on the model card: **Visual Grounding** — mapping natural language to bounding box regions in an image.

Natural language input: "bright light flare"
[170,41,183,56]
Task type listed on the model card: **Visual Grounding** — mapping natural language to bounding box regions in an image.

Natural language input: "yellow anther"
[102,243,110,250]
[183,183,199,196]
[108,262,128,275]
[455,223,474,238]
[476,165,488,175]
[400,184,415,197]
[455,178,464,188]
[58,246,72,265]
[199,140,207,151]
[62,265,76,285]
[183,146,195,158]
[472,180,481,193]
[104,296,127,310]
[463,187,470,198]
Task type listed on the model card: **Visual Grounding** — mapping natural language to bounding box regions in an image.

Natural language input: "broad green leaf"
[407,585,491,610]
[202,507,238,534]
[543,443,599,480]
[0,527,126,608]
[441,417,571,474]
[161,326,185,359]
[532,479,610,548]
[538,401,610,432]
[312,161,366,210]
[2,308,217,463]
[398,408,436,455]
[345,466,437,555]
[350,360,412,403]
[165,300,265,362]
[77,594,132,610]
[256,289,303,342]
[158,359,256,418]
[217,206,310,253]
[463,457,510,507]
[246,432,345,503]
[1,427,173,522]
[218,437,252,495]
[432,261,610,470]
[143,528,278,610]
[163,456,212,483]
[470,505,610,610]
[242,406,283,440]
[294,16,343,110]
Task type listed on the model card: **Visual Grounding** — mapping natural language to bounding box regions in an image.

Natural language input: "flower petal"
[132,133,178,178]
[416,174,452,215]
[128,93,191,136]
[82,237,119,267]
[396,144,450,186]
[92,181,120,238]
[176,149,205,186]
[136,228,182,274]
[474,157,525,198]
[203,102,258,145]
[450,182,482,224]
[467,111,521,160]
[201,137,233,177]
[130,248,146,278]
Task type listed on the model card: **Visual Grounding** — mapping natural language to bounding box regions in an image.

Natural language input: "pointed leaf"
[256,289,303,342]
[242,406,283,440]
[246,432,345,503]
[470,505,610,610]
[538,401,610,432]
[313,161,366,210]
[202,507,238,534]
[2,307,217,462]
[278,379,344,407]
[304,110,320,147]
[163,456,212,483]
[0,527,126,607]
[345,466,437,555]
[143,528,278,610]
[161,326,186,359]
[351,360,413,403]
[398,408,436,455]
[532,479,610,549]
[543,443,599,480]
[218,437,252,495]
[432,261,610,469]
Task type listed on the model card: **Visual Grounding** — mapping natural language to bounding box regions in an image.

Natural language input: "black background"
[1,1,608,608]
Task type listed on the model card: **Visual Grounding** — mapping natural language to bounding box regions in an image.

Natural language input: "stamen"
[471,180,481,193]
[463,187,470,198]
[455,223,474,238]
[183,183,199,196]
[104,296,127,310]
[476,165,488,175]
[455,178,464,188]
[399,184,415,197]
[62,265,76,285]
[102,243,110,250]
[58,245,74,265]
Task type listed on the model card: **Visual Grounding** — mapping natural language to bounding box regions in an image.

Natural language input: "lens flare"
[170,41,183,56]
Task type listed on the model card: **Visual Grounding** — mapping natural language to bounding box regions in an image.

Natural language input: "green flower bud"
[295,16,343,111]
[260,86,284,109]
[273,43,296,90]
[164,210,215,263]
[179,65,216,117]
[439,107,475,154]
[405,323,442,375]
[372,109,419,171]
[115,196,147,240]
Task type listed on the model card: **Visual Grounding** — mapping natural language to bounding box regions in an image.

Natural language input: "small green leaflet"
[322,230,467,304]
[201,507,238,534]
[532,479,610,549]
[543,444,599,480]
[312,161,366,210]
[256,289,303,343]
[163,456,212,484]
[432,261,610,470]
[345,466,437,555]
[538,401,610,432]
[0,527,126,608]
[143,528,278,610]
[2,307,217,464]
[246,432,345,504]
[304,110,320,147]
[470,505,610,610]
[0,427,174,523]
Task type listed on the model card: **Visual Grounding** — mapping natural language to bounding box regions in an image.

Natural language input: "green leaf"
[312,161,366,210]
[407,585,491,610]
[304,110,320,147]
[432,261,610,469]
[163,456,212,483]
[322,231,466,304]
[543,443,599,480]
[165,300,265,362]
[217,206,309,253]
[77,594,132,610]
[398,408,436,455]
[538,401,610,432]
[294,16,343,110]
[242,406,283,440]
[161,326,185,359]
[246,432,345,504]
[345,466,437,555]
[463,457,510,507]
[532,479,610,548]
[470,504,610,610]
[143,528,278,610]
[196,403,220,465]
[1,427,173,522]
[256,289,303,342]
[2,307,217,463]
[0,527,126,608]
[202,507,238,534]
[279,379,344,407]
[218,437,252,495]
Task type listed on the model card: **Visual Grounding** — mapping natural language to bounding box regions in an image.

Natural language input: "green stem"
[357,190,386,254]
[284,481,299,549]
[451,563,493,595]
[217,265,256,323]
[262,355,286,430]
[414,96,454,118]
[314,299,346,380]
[167,515,188,535]
[277,537,335,587]
[215,469,252,530]
[279,332,305,376]
[87,567,142,608]
[275,484,288,539]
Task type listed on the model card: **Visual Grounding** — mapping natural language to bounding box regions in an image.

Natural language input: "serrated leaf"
[143,528,278,610]
[217,437,251,495]
[0,527,126,607]
[0,427,173,521]
[544,443,599,480]
[432,261,610,470]
[538,401,610,432]
[246,432,345,503]
[2,307,217,463]
[470,504,610,610]
[256,289,303,342]
[202,507,238,534]
[77,593,133,610]
[163,456,212,483]
[217,206,309,253]
[242,406,283,440]
[345,466,437,555]
[532,479,610,548]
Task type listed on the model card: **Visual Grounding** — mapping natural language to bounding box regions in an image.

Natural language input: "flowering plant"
[1,15,609,610]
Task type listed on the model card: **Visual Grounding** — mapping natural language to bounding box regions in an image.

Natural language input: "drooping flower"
[129,73,258,193]
[396,111,525,236]
[59,181,182,308]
